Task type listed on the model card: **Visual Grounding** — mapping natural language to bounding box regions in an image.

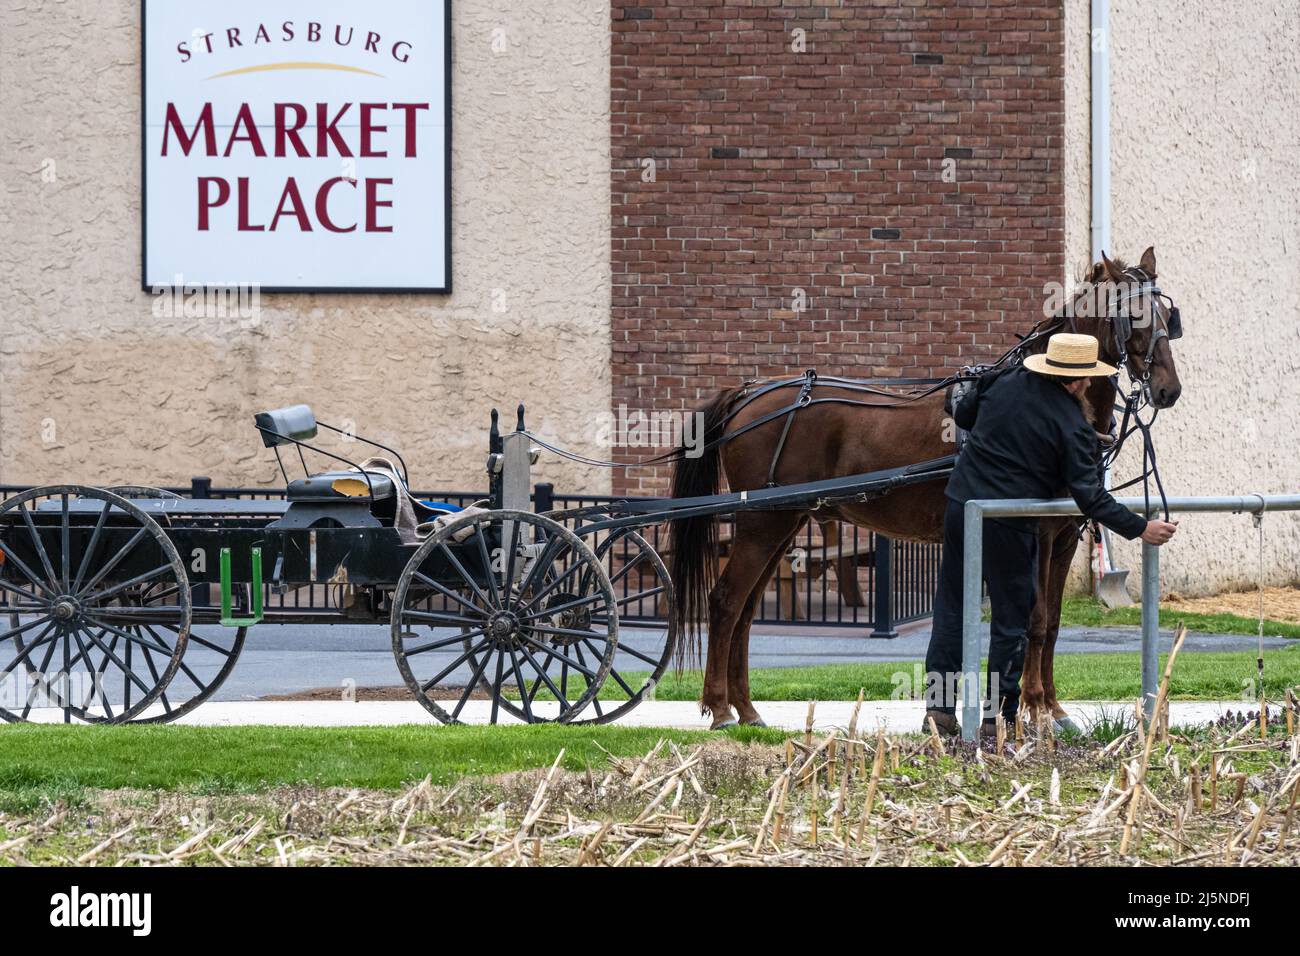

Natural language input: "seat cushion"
[286,471,395,501]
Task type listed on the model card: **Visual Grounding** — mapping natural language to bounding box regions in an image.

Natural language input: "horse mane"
[1077,255,1129,285]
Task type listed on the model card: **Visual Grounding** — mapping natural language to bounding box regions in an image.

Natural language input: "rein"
[1094,267,1180,522]
[530,273,1178,518]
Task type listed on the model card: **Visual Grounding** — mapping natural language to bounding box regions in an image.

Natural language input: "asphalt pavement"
[188,619,1294,702]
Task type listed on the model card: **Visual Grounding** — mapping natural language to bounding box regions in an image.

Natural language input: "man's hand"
[1140,519,1179,546]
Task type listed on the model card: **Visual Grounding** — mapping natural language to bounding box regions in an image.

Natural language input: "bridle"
[1104,267,1184,397]
[1076,267,1184,522]
[997,267,1184,522]
[1012,266,1183,402]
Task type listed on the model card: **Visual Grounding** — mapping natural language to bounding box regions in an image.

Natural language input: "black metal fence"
[0,479,941,632]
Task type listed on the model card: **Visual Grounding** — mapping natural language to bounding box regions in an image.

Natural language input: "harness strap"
[765,369,817,486]
[528,285,1173,478]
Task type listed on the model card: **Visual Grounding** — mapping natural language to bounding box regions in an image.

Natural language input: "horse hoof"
[1053,716,1081,735]
[741,718,767,728]
[711,719,739,730]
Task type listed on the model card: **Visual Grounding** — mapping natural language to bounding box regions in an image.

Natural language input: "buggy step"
[219,546,264,627]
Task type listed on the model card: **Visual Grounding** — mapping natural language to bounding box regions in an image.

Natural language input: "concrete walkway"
[23,698,1253,732]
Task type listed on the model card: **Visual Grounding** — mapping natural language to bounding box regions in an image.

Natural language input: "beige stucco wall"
[0,0,612,494]
[1065,0,1300,595]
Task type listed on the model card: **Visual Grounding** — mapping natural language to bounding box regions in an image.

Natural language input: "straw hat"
[1023,333,1117,378]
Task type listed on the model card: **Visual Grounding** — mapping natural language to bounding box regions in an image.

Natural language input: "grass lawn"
[1055,595,1300,638]
[0,723,785,810]
[587,645,1300,704]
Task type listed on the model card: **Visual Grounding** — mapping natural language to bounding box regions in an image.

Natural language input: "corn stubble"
[2,645,1298,867]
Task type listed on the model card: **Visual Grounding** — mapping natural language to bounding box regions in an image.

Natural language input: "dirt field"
[1166,586,1300,626]
[3,710,1296,867]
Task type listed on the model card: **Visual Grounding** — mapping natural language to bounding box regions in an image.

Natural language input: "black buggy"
[0,401,951,726]
[0,406,683,726]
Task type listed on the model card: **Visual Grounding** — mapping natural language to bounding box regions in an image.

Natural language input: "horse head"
[1073,246,1184,409]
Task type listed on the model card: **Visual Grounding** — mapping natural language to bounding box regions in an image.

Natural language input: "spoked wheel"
[563,527,676,725]
[94,486,241,723]
[0,486,190,723]
[88,579,246,725]
[461,523,676,723]
[128,627,246,725]
[391,509,618,724]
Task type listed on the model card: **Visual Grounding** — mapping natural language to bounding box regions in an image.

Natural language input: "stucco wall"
[0,0,612,493]
[1065,0,1300,595]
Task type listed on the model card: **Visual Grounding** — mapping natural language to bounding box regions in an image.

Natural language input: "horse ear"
[1138,245,1157,277]
[1099,250,1124,282]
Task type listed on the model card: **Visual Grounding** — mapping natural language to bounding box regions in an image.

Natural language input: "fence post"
[869,535,898,639]
[189,477,213,608]
[533,482,554,515]
[961,503,985,741]
[1140,540,1160,723]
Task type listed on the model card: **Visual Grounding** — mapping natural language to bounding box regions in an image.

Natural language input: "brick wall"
[611,0,1065,495]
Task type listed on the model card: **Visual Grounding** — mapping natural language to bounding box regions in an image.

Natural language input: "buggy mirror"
[254,405,318,448]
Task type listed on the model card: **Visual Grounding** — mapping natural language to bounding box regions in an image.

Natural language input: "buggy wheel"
[125,626,245,725]
[468,527,668,725]
[81,487,242,723]
[11,591,245,725]
[563,527,676,725]
[0,486,190,724]
[87,595,246,726]
[391,509,617,725]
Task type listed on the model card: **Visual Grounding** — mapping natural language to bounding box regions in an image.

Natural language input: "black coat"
[946,365,1149,540]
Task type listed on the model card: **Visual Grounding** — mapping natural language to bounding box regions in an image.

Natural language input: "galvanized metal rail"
[960,493,1300,741]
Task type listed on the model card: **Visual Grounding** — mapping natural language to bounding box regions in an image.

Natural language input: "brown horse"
[669,248,1183,729]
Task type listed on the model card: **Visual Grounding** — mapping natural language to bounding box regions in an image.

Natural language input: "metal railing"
[0,478,943,632]
[959,493,1300,741]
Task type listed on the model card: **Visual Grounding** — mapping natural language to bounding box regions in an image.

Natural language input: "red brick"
[611,0,1064,494]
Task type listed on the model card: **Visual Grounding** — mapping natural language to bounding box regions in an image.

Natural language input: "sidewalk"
[23,698,1252,732]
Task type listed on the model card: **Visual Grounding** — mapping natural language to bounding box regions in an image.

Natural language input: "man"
[923,333,1178,736]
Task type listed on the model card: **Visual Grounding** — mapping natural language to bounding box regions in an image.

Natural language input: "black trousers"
[924,498,1039,720]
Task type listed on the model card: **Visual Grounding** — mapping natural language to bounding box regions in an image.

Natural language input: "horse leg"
[699,563,735,726]
[728,516,804,727]
[705,514,799,729]
[1022,524,1057,723]
[1041,529,1084,730]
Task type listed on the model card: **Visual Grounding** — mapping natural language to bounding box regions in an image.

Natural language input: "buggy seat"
[286,470,395,501]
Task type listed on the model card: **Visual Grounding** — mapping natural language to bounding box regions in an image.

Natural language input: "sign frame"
[140,0,453,294]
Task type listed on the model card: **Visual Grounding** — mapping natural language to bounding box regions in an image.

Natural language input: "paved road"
[189,619,1294,703]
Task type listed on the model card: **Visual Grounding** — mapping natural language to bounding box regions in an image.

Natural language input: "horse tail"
[668,387,741,672]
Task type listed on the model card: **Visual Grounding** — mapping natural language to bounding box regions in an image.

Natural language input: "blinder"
[1110,280,1183,368]
[1113,312,1132,346]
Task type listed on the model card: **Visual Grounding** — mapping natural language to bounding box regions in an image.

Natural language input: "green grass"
[517,597,1298,707]
[0,723,785,808]
[1075,705,1139,745]
[1054,595,1300,639]
[593,645,1300,704]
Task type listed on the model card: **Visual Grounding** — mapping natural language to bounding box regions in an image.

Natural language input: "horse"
[668,247,1183,729]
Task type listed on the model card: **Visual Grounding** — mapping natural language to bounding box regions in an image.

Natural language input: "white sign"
[143,0,450,292]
